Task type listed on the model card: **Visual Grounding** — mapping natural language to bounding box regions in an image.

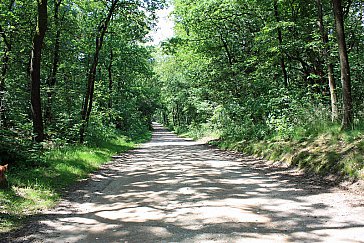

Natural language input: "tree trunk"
[0,0,15,128]
[108,49,113,110]
[0,25,10,128]
[332,0,353,129]
[0,25,11,92]
[30,0,48,142]
[327,64,338,121]
[80,0,119,143]
[45,0,62,125]
[274,0,289,87]
[219,33,234,66]
[316,0,339,122]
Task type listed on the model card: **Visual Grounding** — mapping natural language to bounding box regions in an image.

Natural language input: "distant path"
[3,123,364,242]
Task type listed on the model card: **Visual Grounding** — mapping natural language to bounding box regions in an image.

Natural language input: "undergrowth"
[172,113,364,182]
[0,128,151,233]
[210,124,364,180]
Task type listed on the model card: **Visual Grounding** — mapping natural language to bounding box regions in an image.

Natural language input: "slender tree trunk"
[0,26,10,128]
[274,0,288,87]
[0,25,11,92]
[30,0,48,142]
[108,49,113,110]
[163,111,167,125]
[219,33,233,66]
[172,106,176,127]
[175,104,179,127]
[332,0,353,129]
[0,0,15,127]
[327,64,338,121]
[316,0,339,122]
[45,0,62,125]
[80,0,119,143]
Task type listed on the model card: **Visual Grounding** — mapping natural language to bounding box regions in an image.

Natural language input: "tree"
[79,0,120,143]
[0,0,163,154]
[273,0,289,87]
[332,0,353,129]
[30,0,48,142]
[45,0,63,125]
[316,0,338,122]
[0,0,15,127]
[159,0,364,141]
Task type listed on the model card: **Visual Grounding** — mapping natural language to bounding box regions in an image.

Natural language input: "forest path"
[4,123,364,242]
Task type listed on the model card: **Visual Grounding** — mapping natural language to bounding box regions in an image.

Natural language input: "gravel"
[2,123,364,243]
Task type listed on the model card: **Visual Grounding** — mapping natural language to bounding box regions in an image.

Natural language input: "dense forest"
[155,0,364,177]
[0,0,167,231]
[0,0,363,180]
[0,0,363,176]
[0,0,164,163]
[158,0,364,133]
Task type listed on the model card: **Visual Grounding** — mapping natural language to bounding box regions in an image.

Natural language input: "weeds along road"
[4,123,364,242]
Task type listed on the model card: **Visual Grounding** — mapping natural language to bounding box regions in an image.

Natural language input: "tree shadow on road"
[2,125,364,242]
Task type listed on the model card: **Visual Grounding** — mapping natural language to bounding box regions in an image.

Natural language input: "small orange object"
[0,164,8,172]
[0,164,9,188]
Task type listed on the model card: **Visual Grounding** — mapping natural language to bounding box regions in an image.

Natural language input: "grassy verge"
[175,123,364,181]
[0,131,151,233]
[210,126,364,180]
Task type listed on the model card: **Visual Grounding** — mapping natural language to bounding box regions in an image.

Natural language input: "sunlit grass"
[178,123,221,141]
[0,131,151,233]
[188,118,364,181]
[213,124,364,180]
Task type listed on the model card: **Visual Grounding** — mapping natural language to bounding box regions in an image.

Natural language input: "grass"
[0,130,151,233]
[219,125,364,180]
[185,120,364,181]
[174,123,221,142]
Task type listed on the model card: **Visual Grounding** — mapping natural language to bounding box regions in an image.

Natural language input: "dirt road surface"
[3,123,364,242]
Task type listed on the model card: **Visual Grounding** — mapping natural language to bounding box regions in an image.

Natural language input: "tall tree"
[0,23,11,128]
[0,0,15,127]
[30,0,48,142]
[107,48,113,111]
[273,0,288,87]
[316,0,338,122]
[79,0,119,143]
[45,0,63,125]
[332,0,353,129]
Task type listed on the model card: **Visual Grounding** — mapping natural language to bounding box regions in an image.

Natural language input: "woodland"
[156,0,364,179]
[0,0,163,231]
[0,0,162,162]
[0,0,364,233]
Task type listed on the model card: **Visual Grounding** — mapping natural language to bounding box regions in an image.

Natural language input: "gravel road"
[2,123,364,242]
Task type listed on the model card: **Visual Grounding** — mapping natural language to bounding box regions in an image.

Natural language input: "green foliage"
[210,123,364,180]
[0,128,150,233]
[0,0,164,140]
[154,0,364,180]
[0,0,163,233]
[0,0,163,159]
[0,130,44,168]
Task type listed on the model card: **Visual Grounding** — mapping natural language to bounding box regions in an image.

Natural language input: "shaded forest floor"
[1,123,364,242]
